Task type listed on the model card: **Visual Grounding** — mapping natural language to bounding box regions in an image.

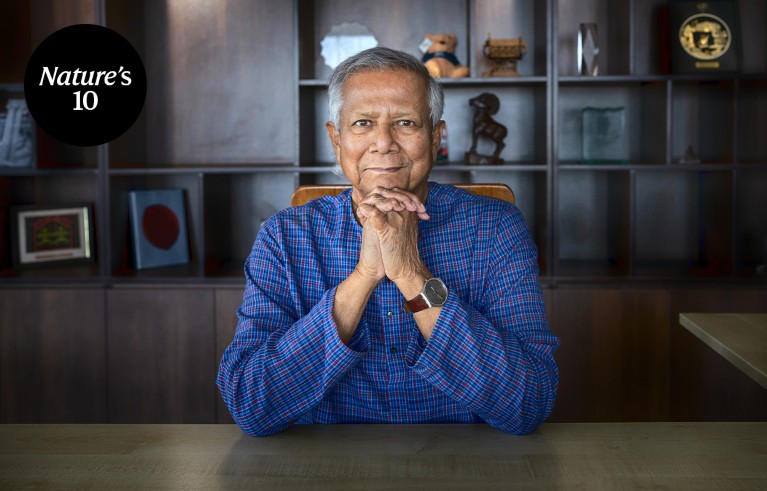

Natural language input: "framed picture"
[10,204,95,268]
[128,188,190,270]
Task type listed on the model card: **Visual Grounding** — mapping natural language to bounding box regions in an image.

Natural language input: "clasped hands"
[354,186,431,287]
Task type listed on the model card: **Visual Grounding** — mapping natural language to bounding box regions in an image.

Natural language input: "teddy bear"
[420,33,470,78]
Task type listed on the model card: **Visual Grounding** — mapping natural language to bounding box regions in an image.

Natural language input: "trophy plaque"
[482,35,527,77]
[581,107,628,164]
[669,0,740,73]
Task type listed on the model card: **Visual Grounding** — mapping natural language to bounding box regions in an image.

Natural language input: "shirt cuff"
[404,291,461,368]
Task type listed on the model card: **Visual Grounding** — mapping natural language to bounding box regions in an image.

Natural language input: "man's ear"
[326,121,341,161]
[431,120,446,161]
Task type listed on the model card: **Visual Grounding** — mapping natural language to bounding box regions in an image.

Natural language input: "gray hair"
[327,46,444,130]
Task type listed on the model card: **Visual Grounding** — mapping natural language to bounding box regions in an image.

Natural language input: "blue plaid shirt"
[217,182,558,436]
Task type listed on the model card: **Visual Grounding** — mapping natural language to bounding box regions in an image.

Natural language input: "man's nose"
[372,124,397,153]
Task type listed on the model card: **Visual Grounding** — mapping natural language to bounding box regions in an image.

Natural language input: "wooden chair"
[291,183,515,207]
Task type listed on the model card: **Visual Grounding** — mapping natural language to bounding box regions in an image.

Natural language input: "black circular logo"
[24,24,147,147]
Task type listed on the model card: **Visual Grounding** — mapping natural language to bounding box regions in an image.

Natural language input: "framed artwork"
[128,188,190,270]
[11,204,95,268]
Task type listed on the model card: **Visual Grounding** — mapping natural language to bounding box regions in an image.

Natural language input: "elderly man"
[217,47,558,437]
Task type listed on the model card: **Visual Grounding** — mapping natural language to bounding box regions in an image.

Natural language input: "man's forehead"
[343,68,426,90]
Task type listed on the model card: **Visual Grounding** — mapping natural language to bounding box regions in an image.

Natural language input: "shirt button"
[389,347,397,354]
[387,311,393,317]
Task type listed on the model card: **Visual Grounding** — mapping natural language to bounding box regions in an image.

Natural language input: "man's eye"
[353,120,372,127]
[397,120,415,127]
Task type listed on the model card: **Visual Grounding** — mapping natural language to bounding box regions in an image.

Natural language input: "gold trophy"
[482,34,527,77]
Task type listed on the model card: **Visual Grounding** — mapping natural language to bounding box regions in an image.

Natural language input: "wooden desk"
[680,313,767,389]
[1,423,765,489]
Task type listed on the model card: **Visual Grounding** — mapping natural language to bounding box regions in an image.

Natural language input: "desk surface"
[680,313,767,389]
[1,423,766,490]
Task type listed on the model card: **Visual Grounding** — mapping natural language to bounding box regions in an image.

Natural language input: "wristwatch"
[403,277,448,313]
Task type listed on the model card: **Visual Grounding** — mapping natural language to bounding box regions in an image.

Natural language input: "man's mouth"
[367,166,403,173]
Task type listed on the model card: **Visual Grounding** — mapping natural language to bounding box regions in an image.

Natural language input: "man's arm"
[216,217,370,437]
[408,207,558,435]
[359,190,557,434]
[333,216,385,343]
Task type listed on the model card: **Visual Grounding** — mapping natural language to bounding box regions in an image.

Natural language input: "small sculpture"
[465,93,507,165]
[679,144,701,164]
[420,33,470,78]
[482,34,527,77]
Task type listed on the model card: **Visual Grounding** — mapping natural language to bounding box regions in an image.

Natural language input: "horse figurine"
[465,92,507,164]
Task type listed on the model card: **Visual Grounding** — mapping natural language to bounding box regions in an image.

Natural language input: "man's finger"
[371,187,425,211]
[357,203,389,230]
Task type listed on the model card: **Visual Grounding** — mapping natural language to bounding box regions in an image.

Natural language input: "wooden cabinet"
[106,288,216,423]
[550,288,671,422]
[549,286,767,423]
[0,288,106,423]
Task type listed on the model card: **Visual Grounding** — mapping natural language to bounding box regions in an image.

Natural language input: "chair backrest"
[291,183,515,207]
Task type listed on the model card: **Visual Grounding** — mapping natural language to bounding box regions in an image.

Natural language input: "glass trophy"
[578,23,599,76]
[581,107,627,164]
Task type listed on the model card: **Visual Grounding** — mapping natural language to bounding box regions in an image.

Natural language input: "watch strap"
[404,293,430,313]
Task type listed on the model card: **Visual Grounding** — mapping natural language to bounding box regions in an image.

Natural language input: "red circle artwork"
[142,204,180,250]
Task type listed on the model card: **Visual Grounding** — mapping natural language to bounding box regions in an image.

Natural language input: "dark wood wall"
[2,286,765,424]
[549,287,767,423]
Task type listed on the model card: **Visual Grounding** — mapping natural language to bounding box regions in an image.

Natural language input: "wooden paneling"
[135,0,296,164]
[548,287,671,422]
[669,288,767,421]
[215,287,244,423]
[106,288,216,423]
[1,284,764,424]
[0,288,106,423]
[0,0,31,82]
[548,286,767,423]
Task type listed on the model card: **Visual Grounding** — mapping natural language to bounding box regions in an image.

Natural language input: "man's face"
[326,69,444,202]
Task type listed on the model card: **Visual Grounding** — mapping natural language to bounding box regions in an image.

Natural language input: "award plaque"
[669,0,740,73]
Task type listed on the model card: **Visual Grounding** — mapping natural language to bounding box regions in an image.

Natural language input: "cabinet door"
[0,288,106,423]
[106,288,215,423]
[549,288,671,422]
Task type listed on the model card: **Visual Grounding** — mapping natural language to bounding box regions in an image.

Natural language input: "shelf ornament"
[482,34,527,77]
[465,93,507,165]
[320,22,378,70]
[578,23,599,76]
[419,33,470,78]
[581,107,628,164]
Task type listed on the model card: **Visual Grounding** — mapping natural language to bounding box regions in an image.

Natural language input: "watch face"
[424,278,448,306]
[679,13,732,61]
